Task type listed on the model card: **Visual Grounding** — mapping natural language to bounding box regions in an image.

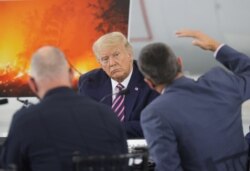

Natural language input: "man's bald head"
[30,46,69,82]
[29,46,72,98]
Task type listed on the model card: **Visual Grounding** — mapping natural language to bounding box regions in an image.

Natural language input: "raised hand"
[175,29,221,52]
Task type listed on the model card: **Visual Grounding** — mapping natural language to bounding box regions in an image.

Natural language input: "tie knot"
[116,83,124,91]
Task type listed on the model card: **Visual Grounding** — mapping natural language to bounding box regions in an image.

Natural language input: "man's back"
[140,45,250,171]
[148,75,247,170]
[1,87,128,171]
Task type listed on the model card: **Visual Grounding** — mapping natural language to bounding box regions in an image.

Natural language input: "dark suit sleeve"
[1,112,29,171]
[141,107,184,171]
[216,45,250,101]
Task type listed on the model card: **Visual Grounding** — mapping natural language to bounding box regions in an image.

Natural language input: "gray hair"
[30,46,69,82]
[138,42,181,85]
[92,32,133,59]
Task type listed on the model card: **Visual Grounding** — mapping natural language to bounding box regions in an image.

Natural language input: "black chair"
[72,152,149,171]
[206,150,249,171]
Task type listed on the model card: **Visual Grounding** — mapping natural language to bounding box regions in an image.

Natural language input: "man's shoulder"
[143,93,174,113]
[11,104,40,128]
[79,68,108,84]
[80,68,106,77]
[131,61,149,85]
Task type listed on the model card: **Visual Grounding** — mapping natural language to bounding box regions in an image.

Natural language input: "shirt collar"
[43,86,73,99]
[162,76,192,94]
[111,67,133,93]
[161,87,166,94]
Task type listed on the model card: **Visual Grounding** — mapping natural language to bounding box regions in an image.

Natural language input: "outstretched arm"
[175,29,221,52]
[176,29,250,101]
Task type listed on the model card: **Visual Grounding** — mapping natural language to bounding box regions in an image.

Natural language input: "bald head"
[29,46,72,98]
[30,46,69,81]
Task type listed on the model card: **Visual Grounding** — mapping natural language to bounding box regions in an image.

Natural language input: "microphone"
[99,88,130,103]
[16,97,34,108]
[0,98,8,105]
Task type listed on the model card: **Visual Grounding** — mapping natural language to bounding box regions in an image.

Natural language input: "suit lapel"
[124,62,142,121]
[125,84,139,121]
[99,79,112,106]
[86,71,112,106]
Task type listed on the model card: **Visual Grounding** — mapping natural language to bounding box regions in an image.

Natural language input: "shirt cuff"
[214,44,225,58]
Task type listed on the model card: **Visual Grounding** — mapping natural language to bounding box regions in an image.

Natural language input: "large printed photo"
[0,0,129,97]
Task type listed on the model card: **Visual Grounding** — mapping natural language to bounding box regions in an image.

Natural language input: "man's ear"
[68,68,74,82]
[127,49,133,62]
[144,78,156,90]
[28,77,38,94]
[177,57,183,69]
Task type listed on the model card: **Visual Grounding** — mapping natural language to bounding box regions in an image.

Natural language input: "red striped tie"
[112,83,125,122]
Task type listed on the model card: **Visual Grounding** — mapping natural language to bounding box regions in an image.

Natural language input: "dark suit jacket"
[0,87,127,171]
[141,45,250,171]
[78,61,159,138]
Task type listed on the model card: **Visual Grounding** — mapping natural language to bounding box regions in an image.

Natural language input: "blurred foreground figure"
[1,46,127,171]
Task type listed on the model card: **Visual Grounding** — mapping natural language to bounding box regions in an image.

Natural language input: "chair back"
[72,152,148,171]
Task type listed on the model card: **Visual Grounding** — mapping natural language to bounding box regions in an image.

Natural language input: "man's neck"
[175,72,184,80]
[157,72,184,94]
[38,83,71,99]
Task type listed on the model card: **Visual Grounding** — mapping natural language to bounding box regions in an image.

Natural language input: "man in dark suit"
[0,46,128,171]
[78,32,159,138]
[138,29,250,171]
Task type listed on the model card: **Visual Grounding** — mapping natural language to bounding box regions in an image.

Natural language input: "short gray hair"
[138,42,181,85]
[30,46,68,81]
[92,32,133,59]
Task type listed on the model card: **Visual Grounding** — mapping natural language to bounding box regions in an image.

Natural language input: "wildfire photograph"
[0,0,129,97]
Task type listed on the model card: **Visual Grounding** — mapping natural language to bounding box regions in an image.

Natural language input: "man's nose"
[109,56,116,66]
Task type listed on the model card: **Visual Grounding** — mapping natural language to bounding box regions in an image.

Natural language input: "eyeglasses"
[99,51,120,65]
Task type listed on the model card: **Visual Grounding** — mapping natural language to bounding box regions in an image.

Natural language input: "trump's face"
[98,43,133,82]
